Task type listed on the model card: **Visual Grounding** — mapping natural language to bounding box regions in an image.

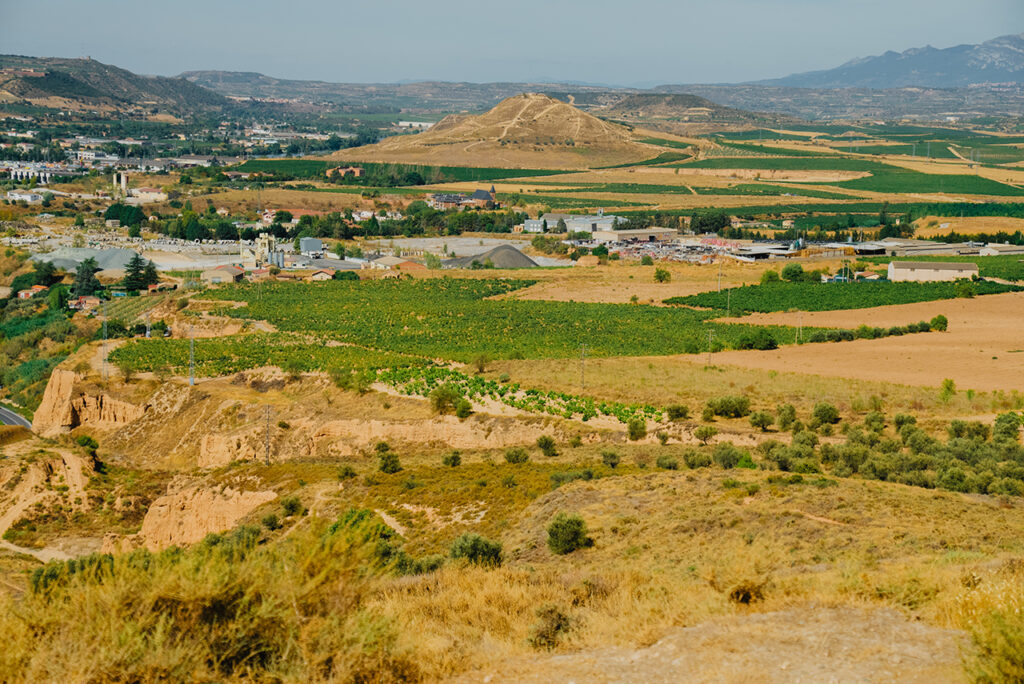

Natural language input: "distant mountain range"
[0,55,228,116]
[761,33,1024,88]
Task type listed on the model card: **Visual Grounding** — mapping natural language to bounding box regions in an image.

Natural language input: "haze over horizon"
[2,0,1021,87]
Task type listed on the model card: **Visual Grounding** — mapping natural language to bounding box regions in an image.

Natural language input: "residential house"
[428,193,466,210]
[326,166,364,179]
[308,269,335,281]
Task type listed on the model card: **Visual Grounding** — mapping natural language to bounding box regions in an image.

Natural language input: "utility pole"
[265,405,271,466]
[188,324,195,386]
[579,343,586,390]
[102,301,108,381]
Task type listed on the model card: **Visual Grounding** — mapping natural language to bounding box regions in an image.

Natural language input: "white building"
[887,261,979,282]
[6,190,43,203]
[523,212,627,234]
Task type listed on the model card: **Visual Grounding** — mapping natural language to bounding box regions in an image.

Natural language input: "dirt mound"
[443,245,538,269]
[456,605,966,683]
[332,93,655,169]
[104,481,277,552]
[32,369,147,439]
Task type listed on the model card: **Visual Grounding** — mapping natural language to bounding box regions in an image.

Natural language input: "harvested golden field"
[712,291,1024,392]
[496,260,764,303]
[914,215,1024,237]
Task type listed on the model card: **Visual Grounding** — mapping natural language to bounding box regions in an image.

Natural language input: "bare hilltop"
[331,92,660,168]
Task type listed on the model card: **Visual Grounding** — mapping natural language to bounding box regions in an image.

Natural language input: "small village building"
[17,284,48,299]
[367,256,426,271]
[326,166,364,178]
[308,269,335,281]
[428,193,466,210]
[887,261,979,282]
[200,265,244,285]
[129,187,168,203]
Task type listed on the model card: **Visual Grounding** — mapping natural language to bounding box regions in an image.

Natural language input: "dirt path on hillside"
[451,605,967,683]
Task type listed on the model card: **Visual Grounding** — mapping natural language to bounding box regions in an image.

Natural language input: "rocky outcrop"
[130,484,277,551]
[304,416,554,457]
[32,369,146,438]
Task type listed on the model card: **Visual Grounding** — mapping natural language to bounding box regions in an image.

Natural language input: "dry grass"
[713,291,1024,392]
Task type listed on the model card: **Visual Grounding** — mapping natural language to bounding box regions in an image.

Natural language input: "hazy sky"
[2,0,1021,85]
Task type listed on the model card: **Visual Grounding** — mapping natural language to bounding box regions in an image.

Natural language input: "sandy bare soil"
[712,291,1024,391]
[914,215,1024,238]
[453,605,966,683]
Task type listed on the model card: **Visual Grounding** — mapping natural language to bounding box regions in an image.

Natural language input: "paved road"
[0,406,31,429]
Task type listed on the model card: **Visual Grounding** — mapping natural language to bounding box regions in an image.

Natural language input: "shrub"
[776,404,796,431]
[640,255,654,266]
[455,398,473,419]
[504,447,529,464]
[955,280,976,298]
[701,405,716,422]
[967,606,1024,682]
[713,442,745,469]
[707,396,751,418]
[893,413,917,430]
[429,383,462,414]
[261,513,281,531]
[940,378,956,402]
[694,425,718,445]
[547,513,592,555]
[529,605,572,651]
[627,417,647,441]
[379,452,402,474]
[666,404,689,421]
[735,329,778,351]
[653,267,671,283]
[472,354,489,374]
[930,314,948,331]
[812,402,840,425]
[994,413,1022,442]
[537,435,558,458]
[749,411,774,432]
[684,448,711,468]
[657,432,669,445]
[656,454,679,470]
[450,533,502,567]
[442,450,461,467]
[864,411,886,433]
[337,465,357,479]
[281,496,303,517]
[781,263,805,282]
[760,269,780,284]
[601,449,621,468]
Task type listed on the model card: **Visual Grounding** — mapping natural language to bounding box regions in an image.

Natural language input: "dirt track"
[453,605,966,683]
[711,291,1024,391]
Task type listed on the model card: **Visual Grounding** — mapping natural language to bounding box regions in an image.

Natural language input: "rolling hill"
[0,55,230,116]
[761,33,1024,88]
[330,93,661,169]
